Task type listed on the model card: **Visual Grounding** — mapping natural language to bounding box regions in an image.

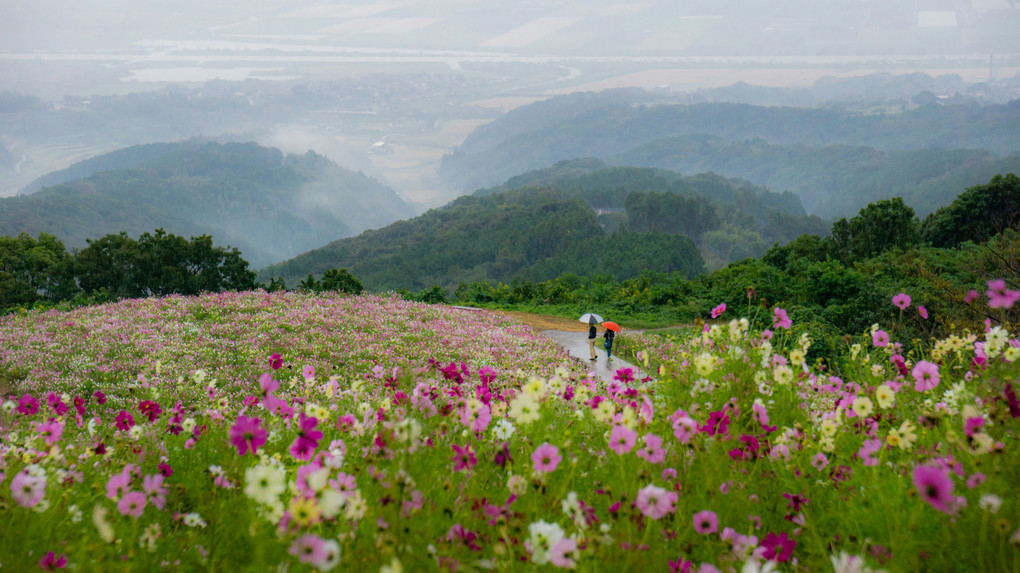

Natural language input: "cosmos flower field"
[0,290,1018,571]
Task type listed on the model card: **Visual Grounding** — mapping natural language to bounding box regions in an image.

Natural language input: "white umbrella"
[578,313,604,324]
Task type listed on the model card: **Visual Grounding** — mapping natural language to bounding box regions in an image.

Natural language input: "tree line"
[0,228,363,314]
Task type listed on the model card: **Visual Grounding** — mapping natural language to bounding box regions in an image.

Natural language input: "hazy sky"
[3,0,1018,99]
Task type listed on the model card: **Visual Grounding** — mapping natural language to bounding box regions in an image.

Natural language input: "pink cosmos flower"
[549,537,579,568]
[913,465,954,513]
[967,473,986,489]
[912,360,940,392]
[693,510,718,534]
[872,330,889,348]
[451,443,478,472]
[117,491,147,518]
[93,390,107,405]
[106,470,132,501]
[987,279,1020,309]
[10,471,46,508]
[230,415,268,456]
[772,308,792,329]
[673,416,698,443]
[269,353,283,370]
[892,293,911,310]
[302,365,315,380]
[531,443,562,473]
[289,534,327,565]
[36,420,63,446]
[37,551,67,571]
[635,433,666,464]
[964,289,980,303]
[479,365,498,385]
[918,305,928,319]
[811,452,829,472]
[711,303,726,319]
[114,411,135,431]
[636,484,675,519]
[143,474,168,510]
[17,394,39,416]
[609,425,637,455]
[761,532,796,562]
[858,439,881,467]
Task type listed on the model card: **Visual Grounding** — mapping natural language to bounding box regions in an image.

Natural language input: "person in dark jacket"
[603,328,615,360]
[587,320,598,361]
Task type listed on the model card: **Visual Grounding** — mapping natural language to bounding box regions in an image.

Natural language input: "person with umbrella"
[579,313,603,361]
[602,321,621,361]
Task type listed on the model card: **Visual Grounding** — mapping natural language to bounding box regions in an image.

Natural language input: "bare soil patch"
[497,310,590,332]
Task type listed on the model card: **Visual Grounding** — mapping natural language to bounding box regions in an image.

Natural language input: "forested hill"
[0,141,416,268]
[475,160,830,268]
[438,91,1020,216]
[257,188,705,292]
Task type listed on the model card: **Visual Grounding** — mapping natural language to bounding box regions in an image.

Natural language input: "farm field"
[0,290,1017,571]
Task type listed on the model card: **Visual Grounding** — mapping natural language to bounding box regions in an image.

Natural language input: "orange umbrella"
[602,321,621,332]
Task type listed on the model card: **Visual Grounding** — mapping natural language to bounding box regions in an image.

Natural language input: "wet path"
[541,330,648,383]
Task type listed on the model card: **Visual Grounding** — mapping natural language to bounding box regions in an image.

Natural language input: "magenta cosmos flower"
[761,531,796,562]
[892,293,911,310]
[17,394,39,416]
[531,443,562,473]
[115,411,135,431]
[451,443,478,472]
[290,414,323,461]
[692,510,718,534]
[138,400,162,422]
[37,551,67,571]
[230,415,268,456]
[711,303,726,319]
[912,360,940,392]
[913,465,954,513]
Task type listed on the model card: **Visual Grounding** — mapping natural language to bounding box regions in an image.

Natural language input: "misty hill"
[17,142,184,195]
[257,187,705,292]
[614,135,1020,218]
[438,91,1020,215]
[0,141,417,268]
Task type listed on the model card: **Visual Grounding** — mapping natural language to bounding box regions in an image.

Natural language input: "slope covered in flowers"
[0,290,1018,572]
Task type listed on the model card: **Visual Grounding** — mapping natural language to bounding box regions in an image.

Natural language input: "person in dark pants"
[603,329,615,360]
[587,320,598,360]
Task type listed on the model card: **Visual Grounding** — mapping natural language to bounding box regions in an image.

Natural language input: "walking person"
[603,328,615,361]
[587,319,598,361]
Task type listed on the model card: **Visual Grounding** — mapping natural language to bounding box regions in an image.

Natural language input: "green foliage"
[0,229,259,314]
[74,229,256,298]
[831,197,921,262]
[922,173,1020,248]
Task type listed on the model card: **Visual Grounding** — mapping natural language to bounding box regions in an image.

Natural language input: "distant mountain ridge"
[439,91,1020,217]
[0,141,416,268]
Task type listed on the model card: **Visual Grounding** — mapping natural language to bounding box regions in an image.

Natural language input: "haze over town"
[3,0,1020,205]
